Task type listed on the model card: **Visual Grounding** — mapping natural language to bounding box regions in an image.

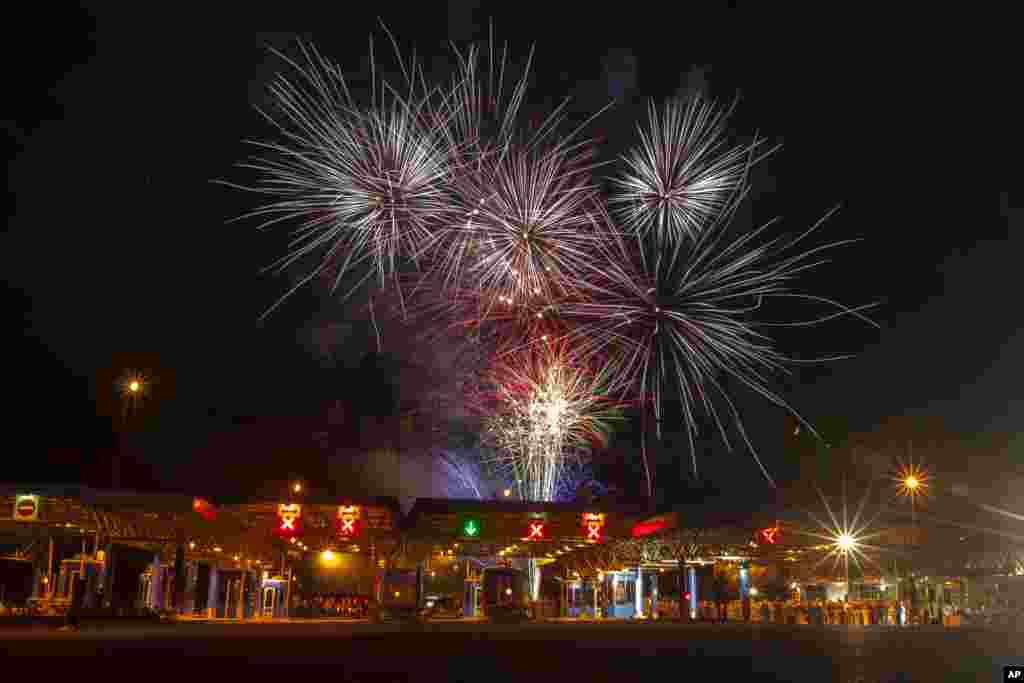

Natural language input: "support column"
[100,544,115,609]
[687,566,698,620]
[172,542,186,613]
[150,555,163,610]
[207,565,219,617]
[415,562,424,613]
[31,567,45,600]
[463,580,474,618]
[237,573,246,619]
[529,559,541,603]
[650,572,659,619]
[634,568,644,619]
[82,557,100,609]
[182,561,192,613]
[739,563,750,622]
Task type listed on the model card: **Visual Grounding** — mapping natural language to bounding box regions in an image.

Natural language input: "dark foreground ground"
[1,621,1020,682]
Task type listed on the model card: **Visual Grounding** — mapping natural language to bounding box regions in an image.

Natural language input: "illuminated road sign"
[338,506,360,538]
[276,503,302,538]
[461,518,480,538]
[583,513,604,543]
[527,522,545,540]
[13,495,39,521]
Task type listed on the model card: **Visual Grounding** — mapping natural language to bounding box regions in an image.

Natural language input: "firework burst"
[417,28,611,322]
[611,95,770,247]
[221,40,456,317]
[430,143,605,309]
[562,193,879,486]
[480,337,623,502]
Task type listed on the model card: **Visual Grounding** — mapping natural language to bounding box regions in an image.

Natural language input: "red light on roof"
[631,519,669,537]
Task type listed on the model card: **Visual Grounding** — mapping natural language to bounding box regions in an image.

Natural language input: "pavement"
[0,620,1019,681]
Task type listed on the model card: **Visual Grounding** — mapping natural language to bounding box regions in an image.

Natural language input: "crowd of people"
[659,598,964,626]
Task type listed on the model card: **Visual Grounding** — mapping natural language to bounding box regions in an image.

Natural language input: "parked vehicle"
[423,595,461,619]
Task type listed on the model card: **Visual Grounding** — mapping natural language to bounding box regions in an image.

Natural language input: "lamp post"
[116,373,146,490]
[837,533,854,600]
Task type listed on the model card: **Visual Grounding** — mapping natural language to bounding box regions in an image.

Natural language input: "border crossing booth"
[463,576,480,617]
[260,577,286,618]
[603,570,638,620]
[565,579,596,619]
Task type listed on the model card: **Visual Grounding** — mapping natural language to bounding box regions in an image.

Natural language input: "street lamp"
[834,533,858,600]
[116,372,148,489]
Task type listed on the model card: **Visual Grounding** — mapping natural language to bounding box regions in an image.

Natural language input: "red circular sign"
[16,498,37,518]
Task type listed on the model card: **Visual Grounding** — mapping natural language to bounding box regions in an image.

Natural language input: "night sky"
[4,5,1017,508]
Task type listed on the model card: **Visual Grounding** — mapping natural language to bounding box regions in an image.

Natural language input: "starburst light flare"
[802,486,885,590]
[894,459,930,508]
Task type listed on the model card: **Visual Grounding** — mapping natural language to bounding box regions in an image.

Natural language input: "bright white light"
[505,588,512,596]
[836,533,855,551]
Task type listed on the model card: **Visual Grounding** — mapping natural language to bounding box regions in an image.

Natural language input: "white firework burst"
[563,194,879,486]
[221,40,456,317]
[611,95,771,247]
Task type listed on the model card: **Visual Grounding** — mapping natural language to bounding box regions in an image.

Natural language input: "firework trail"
[480,336,623,502]
[562,190,879,487]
